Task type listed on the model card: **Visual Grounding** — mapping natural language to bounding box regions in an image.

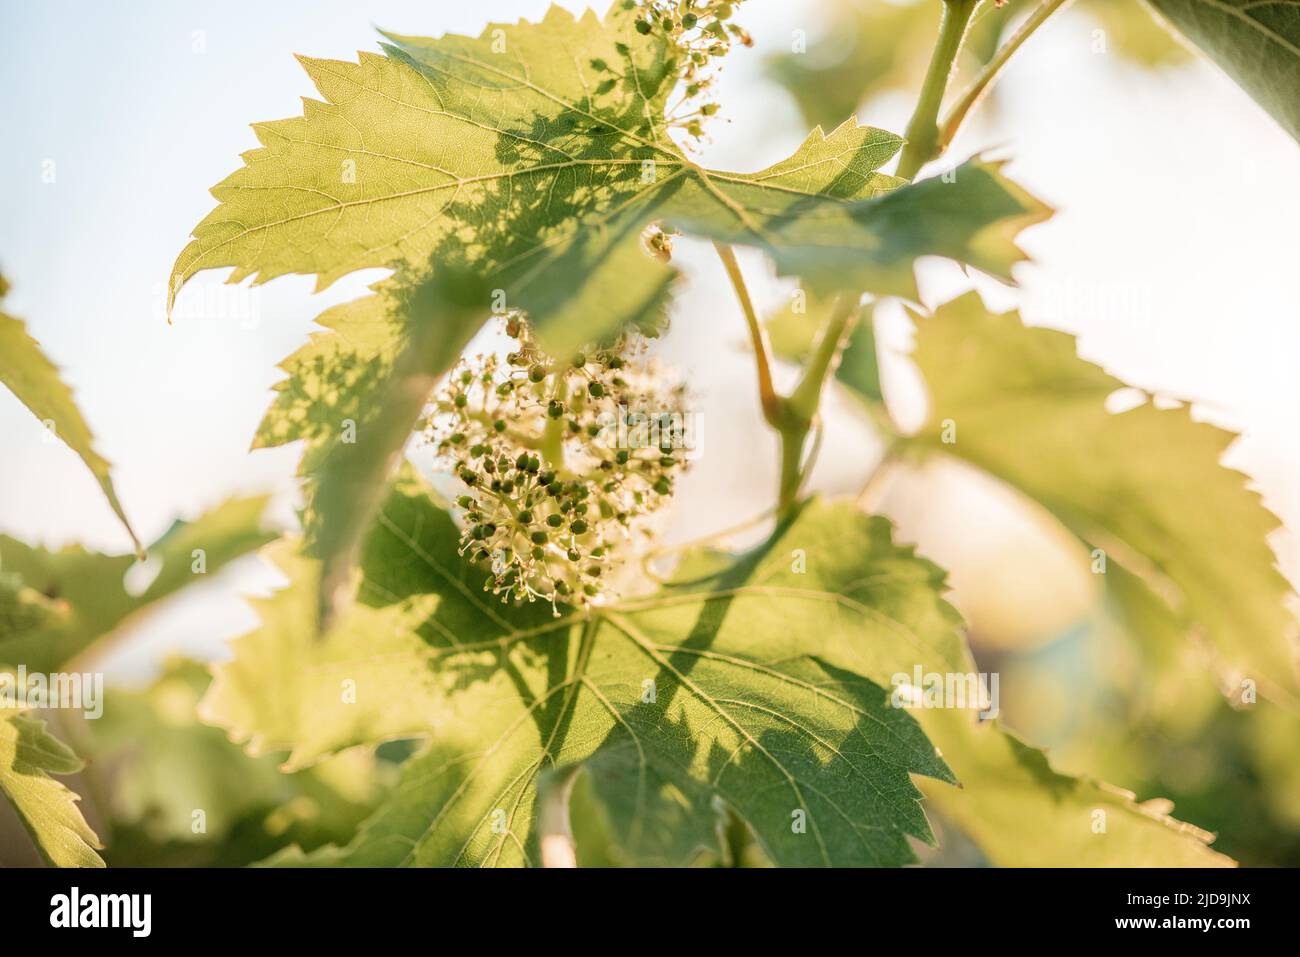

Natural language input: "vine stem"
[778,294,861,513]
[713,241,781,426]
[896,0,981,180]
[938,0,1075,153]
[713,244,862,518]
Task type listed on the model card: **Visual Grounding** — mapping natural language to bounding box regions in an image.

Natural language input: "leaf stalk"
[897,0,981,180]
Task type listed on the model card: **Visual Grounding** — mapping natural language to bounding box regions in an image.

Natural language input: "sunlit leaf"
[170,4,1048,340]
[204,473,957,867]
[0,274,140,554]
[909,292,1299,700]
[0,712,103,868]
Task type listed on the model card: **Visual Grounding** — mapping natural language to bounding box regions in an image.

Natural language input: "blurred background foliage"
[767,0,1187,132]
[2,0,1297,868]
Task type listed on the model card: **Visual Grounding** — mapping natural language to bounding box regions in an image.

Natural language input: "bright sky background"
[2,0,1297,680]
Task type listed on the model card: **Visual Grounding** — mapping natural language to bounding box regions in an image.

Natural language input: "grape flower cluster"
[426,316,691,613]
[632,1,750,140]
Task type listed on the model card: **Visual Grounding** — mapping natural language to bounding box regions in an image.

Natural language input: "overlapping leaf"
[170,4,1048,343]
[1146,0,1300,142]
[0,712,103,867]
[203,469,1227,866]
[204,472,960,867]
[0,274,140,554]
[908,292,1298,699]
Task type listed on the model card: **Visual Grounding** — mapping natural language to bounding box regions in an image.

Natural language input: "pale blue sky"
[2,1,1297,679]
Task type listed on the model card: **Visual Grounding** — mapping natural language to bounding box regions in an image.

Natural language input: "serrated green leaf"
[170,4,1048,350]
[206,472,1229,866]
[0,275,141,555]
[0,496,275,672]
[919,710,1234,866]
[204,474,957,867]
[909,292,1298,700]
[0,712,103,867]
[1145,0,1300,142]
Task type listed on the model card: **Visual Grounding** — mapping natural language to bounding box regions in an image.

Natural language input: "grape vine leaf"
[0,712,103,867]
[1145,0,1300,142]
[0,495,275,673]
[168,3,1049,353]
[917,708,1234,866]
[203,471,958,867]
[0,274,141,555]
[203,471,1225,866]
[763,580,1233,866]
[908,292,1299,700]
